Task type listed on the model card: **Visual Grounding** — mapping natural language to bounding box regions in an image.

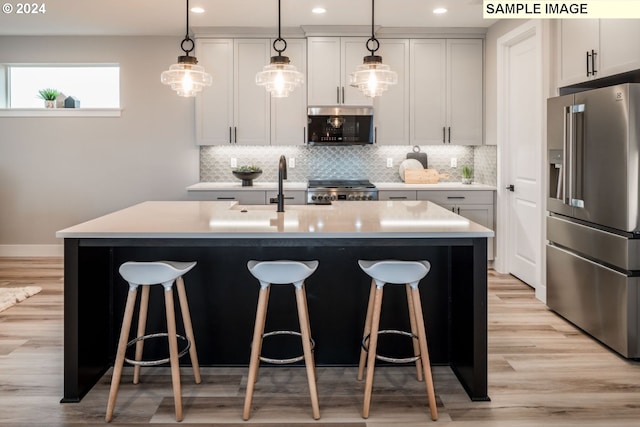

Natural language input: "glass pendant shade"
[350,55,398,98]
[256,55,304,98]
[161,0,212,97]
[350,0,397,98]
[161,56,212,97]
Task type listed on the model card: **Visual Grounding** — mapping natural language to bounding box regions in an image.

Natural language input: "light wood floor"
[1,257,640,426]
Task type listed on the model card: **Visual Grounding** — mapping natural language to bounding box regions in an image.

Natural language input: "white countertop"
[374,182,496,191]
[187,182,307,191]
[187,181,496,191]
[56,200,494,239]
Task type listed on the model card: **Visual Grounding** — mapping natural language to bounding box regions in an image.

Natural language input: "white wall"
[0,36,199,254]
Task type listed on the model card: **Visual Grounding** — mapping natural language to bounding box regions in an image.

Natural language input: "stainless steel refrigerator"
[547,83,640,358]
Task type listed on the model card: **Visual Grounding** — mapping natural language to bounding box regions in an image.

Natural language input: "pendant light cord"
[366,0,379,56]
[273,0,287,55]
[181,0,194,56]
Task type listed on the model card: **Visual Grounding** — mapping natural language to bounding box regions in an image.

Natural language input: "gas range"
[307,179,378,204]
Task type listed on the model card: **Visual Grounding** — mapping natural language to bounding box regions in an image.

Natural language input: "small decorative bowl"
[232,170,262,186]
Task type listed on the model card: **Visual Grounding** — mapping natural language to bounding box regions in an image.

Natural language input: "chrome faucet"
[277,155,287,212]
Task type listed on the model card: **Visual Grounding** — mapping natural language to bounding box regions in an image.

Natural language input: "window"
[7,65,120,108]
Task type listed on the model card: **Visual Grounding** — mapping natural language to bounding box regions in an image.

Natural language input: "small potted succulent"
[37,88,60,108]
[461,165,473,184]
[232,165,262,187]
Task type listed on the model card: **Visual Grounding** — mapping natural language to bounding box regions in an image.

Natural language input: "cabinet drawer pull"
[216,197,236,200]
[389,196,408,200]
[447,196,465,200]
[269,197,295,203]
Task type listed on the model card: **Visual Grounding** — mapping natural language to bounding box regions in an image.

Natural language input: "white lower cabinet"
[187,190,266,204]
[417,190,495,260]
[265,190,306,205]
[378,190,417,201]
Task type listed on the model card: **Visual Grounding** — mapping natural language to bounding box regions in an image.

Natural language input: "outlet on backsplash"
[386,158,393,168]
[450,158,457,168]
[289,157,296,168]
[230,158,237,168]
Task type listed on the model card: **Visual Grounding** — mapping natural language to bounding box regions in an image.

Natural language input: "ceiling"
[0,0,495,36]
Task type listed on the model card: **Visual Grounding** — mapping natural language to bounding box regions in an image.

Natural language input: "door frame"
[495,19,548,302]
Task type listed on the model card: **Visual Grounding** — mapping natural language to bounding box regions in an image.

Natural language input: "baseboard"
[0,245,64,257]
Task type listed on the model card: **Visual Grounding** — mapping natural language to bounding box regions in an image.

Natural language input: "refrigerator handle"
[571,104,586,208]
[563,105,571,205]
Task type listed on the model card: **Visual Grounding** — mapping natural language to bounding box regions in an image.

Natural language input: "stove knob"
[311,195,317,201]
[323,195,331,201]
[355,195,362,201]
[347,194,355,201]
[330,195,337,201]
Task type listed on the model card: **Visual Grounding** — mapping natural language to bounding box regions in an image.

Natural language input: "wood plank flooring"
[1,257,639,426]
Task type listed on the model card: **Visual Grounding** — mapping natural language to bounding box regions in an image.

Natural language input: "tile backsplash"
[201,145,496,186]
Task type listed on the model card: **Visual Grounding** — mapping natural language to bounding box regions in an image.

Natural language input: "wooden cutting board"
[404,169,449,184]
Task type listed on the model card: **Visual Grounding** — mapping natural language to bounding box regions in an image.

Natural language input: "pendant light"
[161,0,212,97]
[349,0,397,98]
[255,0,304,98]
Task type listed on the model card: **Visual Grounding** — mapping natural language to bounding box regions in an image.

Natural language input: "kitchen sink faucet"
[277,155,287,212]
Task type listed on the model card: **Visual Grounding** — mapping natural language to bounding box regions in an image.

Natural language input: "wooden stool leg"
[410,287,438,421]
[362,285,383,419]
[164,288,183,422]
[296,284,320,420]
[405,284,424,382]
[133,285,150,385]
[358,280,377,381]
[243,286,270,421]
[106,287,138,423]
[176,277,201,384]
[301,283,317,381]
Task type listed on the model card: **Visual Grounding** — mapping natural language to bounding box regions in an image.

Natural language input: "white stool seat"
[119,261,197,289]
[243,260,320,421]
[358,260,430,287]
[106,260,200,423]
[357,259,438,421]
[247,260,318,287]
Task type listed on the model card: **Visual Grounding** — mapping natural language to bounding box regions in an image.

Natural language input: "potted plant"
[37,88,60,108]
[232,165,262,187]
[461,165,473,184]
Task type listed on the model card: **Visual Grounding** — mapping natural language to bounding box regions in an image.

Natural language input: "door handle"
[506,184,515,192]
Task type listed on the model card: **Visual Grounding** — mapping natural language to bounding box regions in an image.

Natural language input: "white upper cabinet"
[307,37,373,106]
[195,38,271,145]
[373,39,410,145]
[271,39,307,146]
[559,19,640,87]
[410,39,483,146]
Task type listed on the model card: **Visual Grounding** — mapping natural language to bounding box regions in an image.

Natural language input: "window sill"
[0,108,122,117]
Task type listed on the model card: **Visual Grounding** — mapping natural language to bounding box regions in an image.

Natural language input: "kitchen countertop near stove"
[187,182,308,191]
[187,182,496,191]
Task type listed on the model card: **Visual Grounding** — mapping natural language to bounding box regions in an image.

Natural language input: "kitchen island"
[56,200,493,403]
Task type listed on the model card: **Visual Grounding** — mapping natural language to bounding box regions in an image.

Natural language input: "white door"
[498,22,543,293]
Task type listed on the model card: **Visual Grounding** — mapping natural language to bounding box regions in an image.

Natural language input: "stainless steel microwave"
[307,106,374,145]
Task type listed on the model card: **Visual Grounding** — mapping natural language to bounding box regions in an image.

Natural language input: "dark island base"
[62,237,488,403]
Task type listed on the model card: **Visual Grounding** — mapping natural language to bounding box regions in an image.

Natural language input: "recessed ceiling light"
[312,7,327,14]
[190,6,205,13]
[433,7,448,14]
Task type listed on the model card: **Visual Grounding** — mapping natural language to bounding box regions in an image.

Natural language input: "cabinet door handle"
[234,127,237,143]
[457,207,461,214]
[304,127,307,145]
[591,49,597,76]
[374,126,377,144]
[342,86,345,104]
[448,127,451,143]
[337,86,340,103]
[442,126,446,143]
[229,127,232,144]
[586,50,591,76]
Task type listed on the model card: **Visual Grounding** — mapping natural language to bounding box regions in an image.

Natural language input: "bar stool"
[106,261,201,423]
[357,260,438,421]
[243,260,320,421]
